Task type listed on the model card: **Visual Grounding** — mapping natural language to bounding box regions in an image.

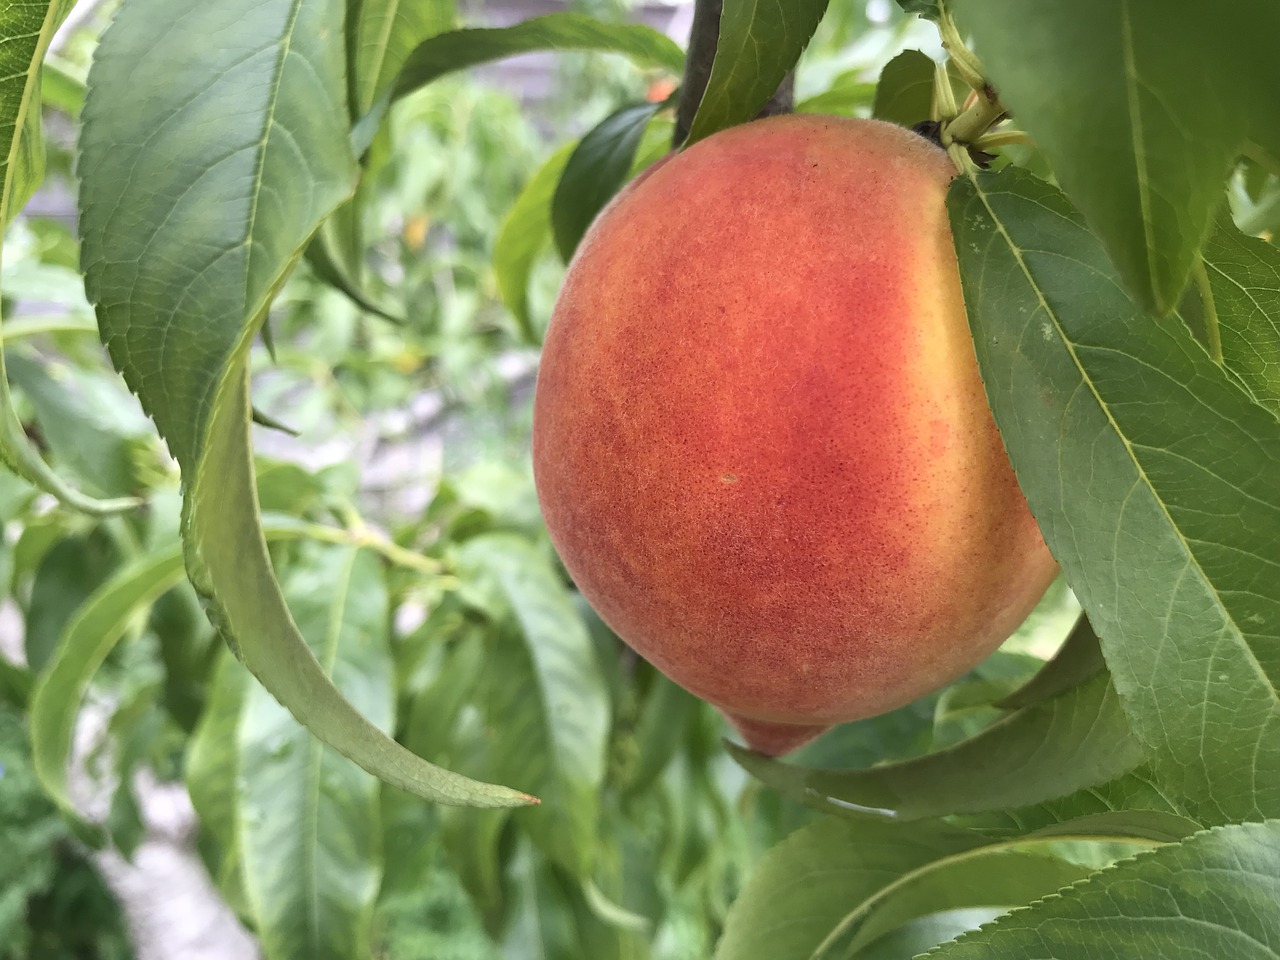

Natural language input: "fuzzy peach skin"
[532,114,1059,756]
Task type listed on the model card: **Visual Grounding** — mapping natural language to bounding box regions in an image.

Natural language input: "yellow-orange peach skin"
[532,115,1059,756]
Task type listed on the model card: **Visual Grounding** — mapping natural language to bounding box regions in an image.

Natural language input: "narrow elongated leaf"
[349,0,456,115]
[1200,214,1280,416]
[927,821,1280,959]
[714,819,986,960]
[953,0,1280,314]
[186,649,249,858]
[828,849,1092,960]
[29,546,187,841]
[493,142,574,342]
[7,351,153,499]
[996,616,1103,710]
[686,0,830,145]
[733,671,1141,820]
[239,545,389,960]
[352,13,684,152]
[79,0,528,807]
[955,766,1195,841]
[552,102,660,262]
[949,167,1280,824]
[853,910,1005,960]
[391,14,683,100]
[456,534,610,874]
[0,0,134,514]
[794,69,876,116]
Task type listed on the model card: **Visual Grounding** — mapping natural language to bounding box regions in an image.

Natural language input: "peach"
[531,114,1058,756]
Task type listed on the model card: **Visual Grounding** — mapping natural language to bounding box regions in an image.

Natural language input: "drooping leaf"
[825,848,1093,960]
[953,0,1280,314]
[303,228,403,324]
[713,818,986,960]
[493,142,575,343]
[455,533,610,874]
[28,546,187,842]
[686,0,830,145]
[348,0,457,116]
[186,648,250,860]
[1199,213,1280,416]
[927,821,1280,959]
[391,13,683,101]
[996,616,1103,710]
[239,545,390,960]
[552,102,660,262]
[956,766,1197,841]
[851,910,1005,960]
[733,670,1141,821]
[7,350,154,500]
[352,13,684,152]
[22,530,118,672]
[794,69,876,116]
[0,0,135,514]
[871,49,937,128]
[78,0,528,808]
[949,167,1280,824]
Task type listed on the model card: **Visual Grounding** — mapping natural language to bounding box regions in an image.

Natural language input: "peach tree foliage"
[0,0,1274,958]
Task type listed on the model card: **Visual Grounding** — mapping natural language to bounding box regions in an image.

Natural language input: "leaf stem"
[943,90,1006,146]
[938,4,985,92]
[1191,258,1223,365]
[931,59,957,123]
[287,513,446,578]
[974,129,1033,150]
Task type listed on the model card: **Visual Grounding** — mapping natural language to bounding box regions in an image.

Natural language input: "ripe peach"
[531,114,1058,756]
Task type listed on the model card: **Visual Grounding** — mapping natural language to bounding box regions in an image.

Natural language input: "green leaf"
[239,545,390,960]
[686,0,830,145]
[871,49,936,128]
[456,533,610,874]
[949,167,1280,824]
[733,670,1142,821]
[7,350,153,499]
[0,656,32,710]
[895,0,940,22]
[353,13,684,153]
[926,821,1280,959]
[1199,214,1280,416]
[79,0,527,808]
[348,0,456,116]
[996,616,1104,711]
[794,69,876,116]
[714,818,985,960]
[22,530,117,672]
[390,13,683,100]
[186,648,249,859]
[28,546,187,842]
[303,224,404,325]
[831,848,1092,960]
[0,0,135,515]
[493,142,575,342]
[953,0,1280,314]
[956,766,1196,840]
[851,910,1005,960]
[552,102,660,262]
[42,55,85,116]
